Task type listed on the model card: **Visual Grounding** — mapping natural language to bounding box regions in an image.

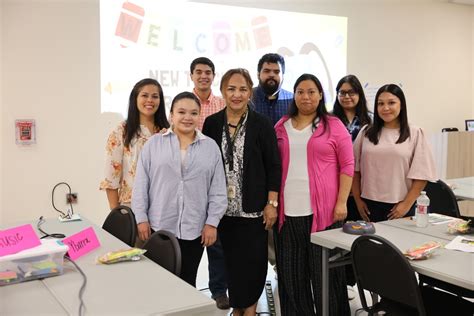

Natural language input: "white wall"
[1,0,473,225]
[1,0,104,225]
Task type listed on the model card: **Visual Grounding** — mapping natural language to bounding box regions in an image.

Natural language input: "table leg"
[321,247,329,316]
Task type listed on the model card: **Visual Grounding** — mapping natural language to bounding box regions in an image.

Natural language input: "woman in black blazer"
[203,68,281,316]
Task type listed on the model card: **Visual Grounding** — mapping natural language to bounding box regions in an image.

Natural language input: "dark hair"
[288,73,329,134]
[257,53,286,74]
[365,84,410,145]
[124,78,169,148]
[333,75,371,126]
[190,57,215,74]
[220,68,254,98]
[170,91,201,112]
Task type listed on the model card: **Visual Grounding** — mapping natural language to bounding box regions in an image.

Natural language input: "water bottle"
[415,191,430,228]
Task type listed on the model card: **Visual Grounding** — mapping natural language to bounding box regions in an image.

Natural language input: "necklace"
[227,122,238,128]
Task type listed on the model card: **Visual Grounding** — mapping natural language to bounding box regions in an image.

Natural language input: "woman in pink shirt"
[352,84,436,222]
[274,74,354,316]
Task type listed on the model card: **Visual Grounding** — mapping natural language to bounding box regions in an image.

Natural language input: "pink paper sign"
[62,227,100,260]
[0,224,41,257]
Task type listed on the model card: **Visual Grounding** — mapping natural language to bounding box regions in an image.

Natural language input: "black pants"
[177,237,204,287]
[363,198,416,222]
[206,237,228,298]
[219,216,267,308]
[346,196,416,223]
[276,215,350,316]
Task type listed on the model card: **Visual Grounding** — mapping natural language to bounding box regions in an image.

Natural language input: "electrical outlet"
[66,193,78,204]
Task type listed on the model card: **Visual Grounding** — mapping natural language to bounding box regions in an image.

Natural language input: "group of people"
[100,53,437,316]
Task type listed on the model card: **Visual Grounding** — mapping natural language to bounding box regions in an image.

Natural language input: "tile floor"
[195,251,372,316]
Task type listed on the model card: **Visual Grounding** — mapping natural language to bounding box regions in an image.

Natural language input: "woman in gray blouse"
[132,92,227,287]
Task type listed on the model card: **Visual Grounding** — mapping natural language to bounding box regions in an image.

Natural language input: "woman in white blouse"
[100,78,169,210]
[352,84,436,222]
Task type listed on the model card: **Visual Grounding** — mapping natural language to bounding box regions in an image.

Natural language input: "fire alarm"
[15,119,36,145]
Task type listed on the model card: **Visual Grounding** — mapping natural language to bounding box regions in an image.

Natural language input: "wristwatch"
[267,200,278,208]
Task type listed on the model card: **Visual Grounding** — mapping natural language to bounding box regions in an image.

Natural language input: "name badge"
[0,224,41,257]
[62,227,100,260]
[227,185,236,199]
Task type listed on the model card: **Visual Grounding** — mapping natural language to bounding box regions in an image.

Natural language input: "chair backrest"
[351,235,426,315]
[424,180,461,218]
[143,230,182,276]
[441,127,458,132]
[102,205,137,247]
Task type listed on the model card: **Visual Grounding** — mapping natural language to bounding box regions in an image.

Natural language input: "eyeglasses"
[337,90,358,97]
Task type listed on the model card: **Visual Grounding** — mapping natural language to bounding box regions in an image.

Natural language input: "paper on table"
[428,213,456,225]
[445,236,474,253]
[58,213,81,222]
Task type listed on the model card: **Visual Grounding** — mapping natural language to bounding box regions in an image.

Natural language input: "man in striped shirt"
[191,57,225,131]
[190,57,229,310]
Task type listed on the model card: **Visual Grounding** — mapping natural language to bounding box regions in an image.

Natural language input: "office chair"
[102,205,137,247]
[351,235,473,316]
[420,180,474,299]
[424,180,461,218]
[143,230,182,276]
[351,234,426,315]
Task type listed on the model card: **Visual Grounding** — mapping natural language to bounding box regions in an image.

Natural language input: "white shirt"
[283,119,313,217]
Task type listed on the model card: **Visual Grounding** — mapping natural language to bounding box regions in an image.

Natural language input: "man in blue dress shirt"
[251,53,293,126]
[250,53,293,272]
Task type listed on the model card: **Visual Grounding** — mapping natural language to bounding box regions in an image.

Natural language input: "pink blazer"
[275,115,354,233]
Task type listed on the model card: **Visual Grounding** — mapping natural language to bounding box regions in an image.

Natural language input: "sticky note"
[0,224,41,257]
[0,270,17,281]
[62,227,100,260]
[32,261,57,269]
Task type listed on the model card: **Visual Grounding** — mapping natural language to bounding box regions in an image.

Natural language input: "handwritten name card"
[62,227,100,260]
[0,224,41,257]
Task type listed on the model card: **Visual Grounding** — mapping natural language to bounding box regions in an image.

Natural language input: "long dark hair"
[333,75,371,126]
[288,73,329,134]
[366,84,410,145]
[124,78,169,147]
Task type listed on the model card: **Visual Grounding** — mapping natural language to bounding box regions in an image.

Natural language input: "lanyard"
[223,109,247,171]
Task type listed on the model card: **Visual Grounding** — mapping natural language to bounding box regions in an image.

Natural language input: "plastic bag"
[447,219,471,234]
[404,241,442,260]
[97,248,146,264]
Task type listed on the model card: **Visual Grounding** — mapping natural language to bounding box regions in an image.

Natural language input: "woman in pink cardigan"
[274,74,354,316]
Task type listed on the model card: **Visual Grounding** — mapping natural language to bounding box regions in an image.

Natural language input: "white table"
[311,222,474,316]
[446,177,474,201]
[380,215,473,241]
[1,217,215,315]
[1,281,68,315]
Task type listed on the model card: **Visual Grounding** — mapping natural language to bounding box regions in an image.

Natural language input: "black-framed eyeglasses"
[337,90,357,97]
